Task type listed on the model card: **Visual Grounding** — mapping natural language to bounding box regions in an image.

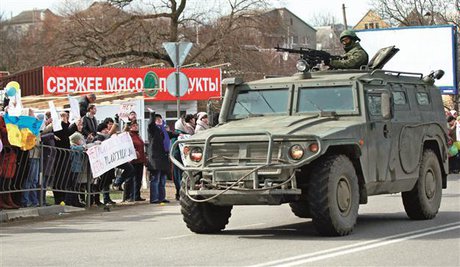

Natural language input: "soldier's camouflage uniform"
[330,42,369,69]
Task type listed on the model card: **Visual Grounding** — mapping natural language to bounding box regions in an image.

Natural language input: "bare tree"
[370,0,457,26]
[3,0,297,78]
[108,0,134,9]
[309,12,339,27]
[47,0,273,67]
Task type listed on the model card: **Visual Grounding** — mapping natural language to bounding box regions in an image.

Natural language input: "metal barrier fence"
[0,144,111,209]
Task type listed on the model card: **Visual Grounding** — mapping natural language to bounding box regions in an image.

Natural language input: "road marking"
[251,222,460,267]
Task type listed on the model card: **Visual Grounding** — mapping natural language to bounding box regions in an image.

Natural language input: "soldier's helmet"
[340,30,361,42]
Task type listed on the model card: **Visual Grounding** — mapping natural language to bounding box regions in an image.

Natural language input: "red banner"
[42,66,221,101]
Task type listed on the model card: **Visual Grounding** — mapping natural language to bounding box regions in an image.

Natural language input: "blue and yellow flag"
[3,113,43,150]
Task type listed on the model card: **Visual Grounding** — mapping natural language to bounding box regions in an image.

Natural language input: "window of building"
[293,35,298,44]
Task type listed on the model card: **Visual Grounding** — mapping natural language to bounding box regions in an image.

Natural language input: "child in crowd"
[65,132,86,207]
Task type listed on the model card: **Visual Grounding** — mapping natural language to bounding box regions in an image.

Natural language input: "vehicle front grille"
[208,142,281,166]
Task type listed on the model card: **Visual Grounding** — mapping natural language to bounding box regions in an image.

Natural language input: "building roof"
[7,9,56,25]
[353,9,390,29]
[267,8,317,32]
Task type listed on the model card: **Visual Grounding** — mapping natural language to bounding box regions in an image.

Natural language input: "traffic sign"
[166,71,189,97]
[163,42,193,67]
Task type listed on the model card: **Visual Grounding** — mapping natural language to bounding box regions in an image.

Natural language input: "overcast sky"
[1,0,372,26]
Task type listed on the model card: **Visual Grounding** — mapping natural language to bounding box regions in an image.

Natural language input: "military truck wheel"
[289,201,311,218]
[308,155,359,236]
[180,175,233,234]
[402,149,442,220]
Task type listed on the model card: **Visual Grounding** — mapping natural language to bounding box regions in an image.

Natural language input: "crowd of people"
[446,109,460,173]
[0,93,212,209]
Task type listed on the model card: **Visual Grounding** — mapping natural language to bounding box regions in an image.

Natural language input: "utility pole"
[342,3,348,29]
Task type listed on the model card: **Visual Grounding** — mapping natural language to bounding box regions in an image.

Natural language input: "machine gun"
[275,46,340,70]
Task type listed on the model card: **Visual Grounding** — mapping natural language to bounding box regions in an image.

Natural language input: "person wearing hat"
[65,132,86,207]
[329,30,369,69]
[195,112,210,133]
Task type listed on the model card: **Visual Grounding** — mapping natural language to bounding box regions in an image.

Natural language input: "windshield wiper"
[304,97,324,113]
[257,91,276,113]
[236,100,253,115]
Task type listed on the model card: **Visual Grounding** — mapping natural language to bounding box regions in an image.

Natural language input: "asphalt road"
[1,175,459,266]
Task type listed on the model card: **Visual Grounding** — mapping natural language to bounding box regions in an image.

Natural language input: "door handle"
[383,124,390,138]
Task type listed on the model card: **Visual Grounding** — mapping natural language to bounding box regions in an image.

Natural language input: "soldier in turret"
[329,30,369,69]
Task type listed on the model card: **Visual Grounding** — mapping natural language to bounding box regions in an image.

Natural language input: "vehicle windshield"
[297,86,356,114]
[230,88,289,117]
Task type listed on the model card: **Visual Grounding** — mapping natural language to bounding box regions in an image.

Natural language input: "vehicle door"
[365,88,395,182]
[390,85,418,179]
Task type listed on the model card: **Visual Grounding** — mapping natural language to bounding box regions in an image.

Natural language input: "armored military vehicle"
[170,47,449,236]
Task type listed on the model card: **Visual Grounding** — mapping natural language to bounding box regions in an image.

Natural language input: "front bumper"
[187,188,302,205]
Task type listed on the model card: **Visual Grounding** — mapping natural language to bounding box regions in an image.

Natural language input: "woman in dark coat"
[147,111,170,203]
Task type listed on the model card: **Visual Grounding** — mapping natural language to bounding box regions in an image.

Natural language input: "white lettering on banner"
[159,78,167,92]
[188,77,219,94]
[47,77,103,93]
[107,77,143,92]
[86,133,137,177]
[47,77,56,93]
[57,77,67,92]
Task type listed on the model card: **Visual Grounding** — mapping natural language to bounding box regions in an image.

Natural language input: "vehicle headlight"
[190,147,203,162]
[296,59,309,72]
[308,143,319,153]
[289,144,304,160]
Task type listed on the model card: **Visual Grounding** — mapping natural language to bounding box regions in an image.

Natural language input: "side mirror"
[381,92,392,119]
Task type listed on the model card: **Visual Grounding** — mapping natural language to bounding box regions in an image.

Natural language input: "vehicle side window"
[367,95,382,116]
[416,92,430,105]
[392,91,407,105]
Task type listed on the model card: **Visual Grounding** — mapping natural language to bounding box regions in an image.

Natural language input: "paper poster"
[48,101,62,132]
[68,96,81,122]
[118,101,136,122]
[7,89,23,116]
[86,132,137,177]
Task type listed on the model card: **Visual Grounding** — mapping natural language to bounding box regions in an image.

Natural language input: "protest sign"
[68,96,81,122]
[48,101,62,132]
[86,132,137,177]
[118,101,135,122]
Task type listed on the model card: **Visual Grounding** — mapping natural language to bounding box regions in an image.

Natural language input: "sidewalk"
[0,180,178,223]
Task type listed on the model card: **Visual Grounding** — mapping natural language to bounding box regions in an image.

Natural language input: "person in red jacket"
[127,121,147,201]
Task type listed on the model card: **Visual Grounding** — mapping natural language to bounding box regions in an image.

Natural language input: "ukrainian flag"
[3,113,42,150]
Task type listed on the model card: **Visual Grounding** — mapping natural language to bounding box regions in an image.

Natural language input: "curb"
[0,205,87,222]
